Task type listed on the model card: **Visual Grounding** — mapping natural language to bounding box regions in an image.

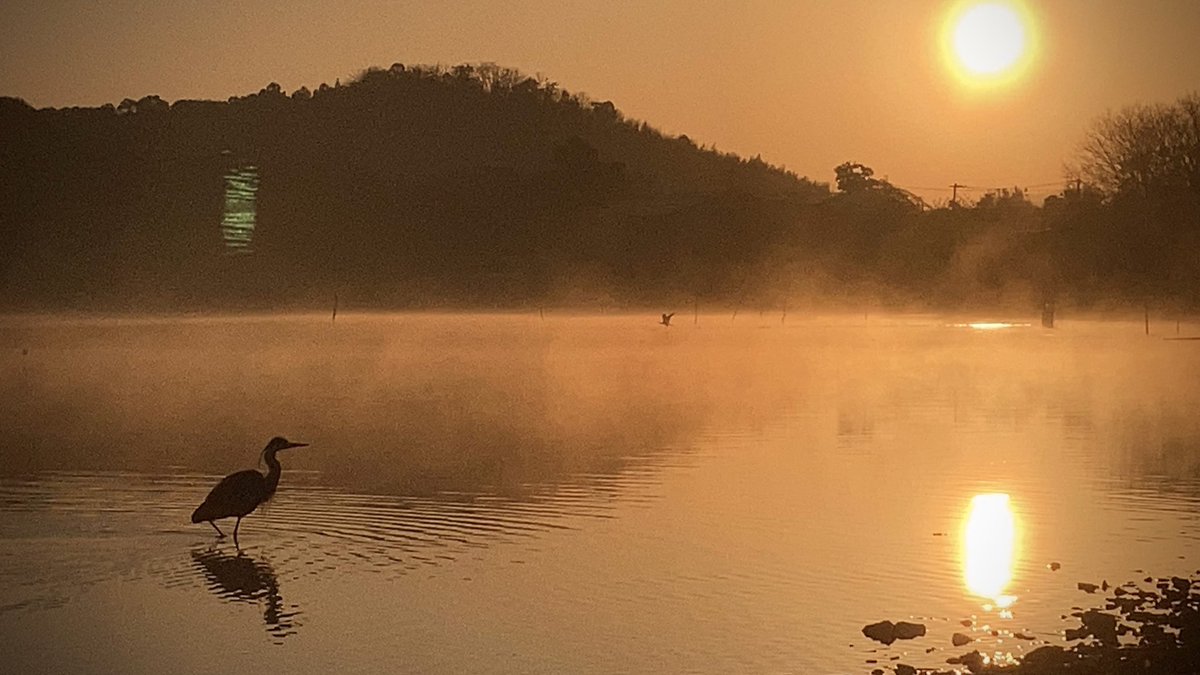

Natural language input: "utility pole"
[950,183,964,206]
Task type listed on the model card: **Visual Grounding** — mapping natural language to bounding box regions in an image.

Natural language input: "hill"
[0,63,832,311]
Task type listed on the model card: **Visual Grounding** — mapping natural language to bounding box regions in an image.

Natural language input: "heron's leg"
[209,521,225,538]
[234,517,242,549]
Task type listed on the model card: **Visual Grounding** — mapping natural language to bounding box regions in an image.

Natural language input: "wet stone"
[951,632,972,647]
[863,621,897,645]
[1065,626,1088,641]
[1022,645,1071,669]
[862,620,926,645]
[958,650,984,672]
[1081,609,1118,644]
[893,621,926,640]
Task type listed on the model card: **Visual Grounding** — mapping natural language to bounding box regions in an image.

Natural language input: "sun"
[941,1,1036,87]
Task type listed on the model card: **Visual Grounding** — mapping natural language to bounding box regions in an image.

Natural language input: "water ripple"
[0,462,663,616]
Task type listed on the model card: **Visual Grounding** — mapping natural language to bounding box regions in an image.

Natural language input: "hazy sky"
[3,0,1199,203]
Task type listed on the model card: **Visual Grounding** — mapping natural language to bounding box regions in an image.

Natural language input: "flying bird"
[660,312,675,327]
[192,436,307,548]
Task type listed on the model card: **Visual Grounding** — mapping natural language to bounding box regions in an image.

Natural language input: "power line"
[893,179,1072,193]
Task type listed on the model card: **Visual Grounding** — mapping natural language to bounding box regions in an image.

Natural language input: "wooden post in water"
[693,297,698,326]
[332,293,338,325]
[1144,304,1150,336]
[781,300,788,325]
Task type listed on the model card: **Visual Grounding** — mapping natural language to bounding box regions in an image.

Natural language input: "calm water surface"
[2,313,1200,674]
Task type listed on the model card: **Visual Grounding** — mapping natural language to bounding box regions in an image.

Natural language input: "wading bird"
[660,312,675,327]
[192,436,307,548]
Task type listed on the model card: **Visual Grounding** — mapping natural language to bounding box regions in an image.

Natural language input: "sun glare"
[942,1,1036,88]
[963,493,1018,607]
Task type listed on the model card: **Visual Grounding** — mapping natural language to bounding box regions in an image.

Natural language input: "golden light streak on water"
[963,493,1018,608]
[950,322,1032,330]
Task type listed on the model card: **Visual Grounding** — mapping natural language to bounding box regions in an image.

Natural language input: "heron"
[192,436,307,548]
[660,312,675,327]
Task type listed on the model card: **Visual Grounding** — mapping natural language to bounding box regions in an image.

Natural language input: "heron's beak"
[285,442,308,449]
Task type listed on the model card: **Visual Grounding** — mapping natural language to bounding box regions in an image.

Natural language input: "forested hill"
[0,63,833,311]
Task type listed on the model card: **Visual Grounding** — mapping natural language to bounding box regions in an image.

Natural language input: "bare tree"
[1076,92,1200,199]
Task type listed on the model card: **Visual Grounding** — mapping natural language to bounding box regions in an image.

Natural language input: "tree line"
[0,64,1196,313]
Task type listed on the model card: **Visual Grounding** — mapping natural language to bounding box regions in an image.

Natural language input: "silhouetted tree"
[1077,92,1200,201]
[976,187,1033,211]
[834,162,879,193]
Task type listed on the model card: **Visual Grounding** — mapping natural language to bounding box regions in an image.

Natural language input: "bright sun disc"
[955,4,1025,74]
[942,1,1034,87]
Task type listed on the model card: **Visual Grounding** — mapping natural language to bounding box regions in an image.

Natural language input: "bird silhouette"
[192,436,306,548]
[660,312,675,327]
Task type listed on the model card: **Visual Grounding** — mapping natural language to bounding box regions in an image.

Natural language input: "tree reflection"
[189,547,300,641]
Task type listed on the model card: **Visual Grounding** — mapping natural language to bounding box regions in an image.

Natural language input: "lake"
[2,312,1199,674]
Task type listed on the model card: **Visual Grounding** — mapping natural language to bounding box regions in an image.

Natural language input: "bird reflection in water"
[190,547,300,641]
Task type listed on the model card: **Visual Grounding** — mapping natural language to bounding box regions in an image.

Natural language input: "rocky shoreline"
[861,574,1200,674]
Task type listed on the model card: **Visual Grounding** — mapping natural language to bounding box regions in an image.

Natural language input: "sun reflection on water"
[964,493,1018,609]
[950,322,1033,330]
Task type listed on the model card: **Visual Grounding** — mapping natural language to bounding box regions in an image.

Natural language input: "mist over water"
[2,312,1200,673]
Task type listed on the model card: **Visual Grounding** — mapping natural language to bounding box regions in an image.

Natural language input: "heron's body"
[192,437,305,547]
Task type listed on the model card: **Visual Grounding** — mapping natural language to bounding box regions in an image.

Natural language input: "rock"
[959,619,973,627]
[1065,627,1088,640]
[1078,582,1099,593]
[951,632,972,647]
[893,621,926,640]
[1048,561,1061,571]
[1014,631,1035,640]
[872,670,883,675]
[958,650,984,672]
[895,665,917,675]
[1113,597,1140,613]
[1172,576,1192,592]
[1081,609,1119,644]
[1023,645,1071,669]
[863,621,896,645]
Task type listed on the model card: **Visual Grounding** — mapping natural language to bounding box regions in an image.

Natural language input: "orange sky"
[2,0,1199,203]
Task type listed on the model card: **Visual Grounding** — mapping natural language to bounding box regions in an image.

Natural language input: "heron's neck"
[262,449,282,495]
